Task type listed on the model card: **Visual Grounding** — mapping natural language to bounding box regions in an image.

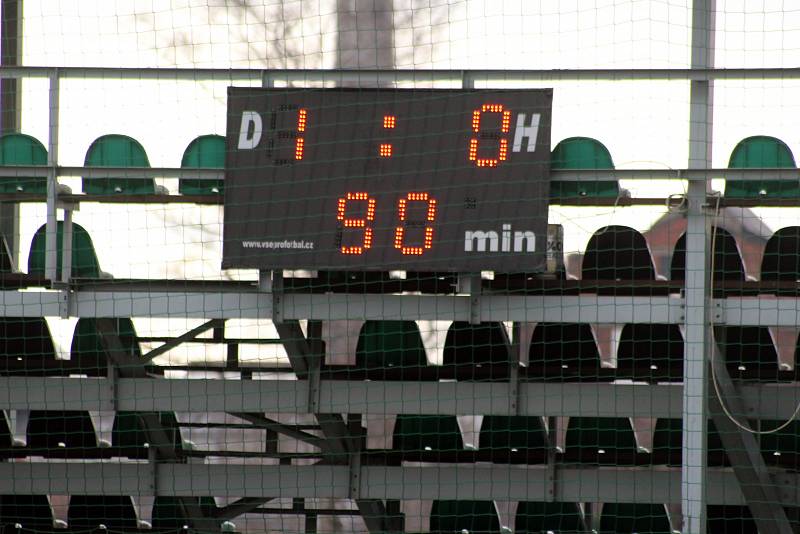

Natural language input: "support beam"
[95,318,219,534]
[230,412,327,451]
[212,498,274,521]
[142,319,225,363]
[709,344,793,534]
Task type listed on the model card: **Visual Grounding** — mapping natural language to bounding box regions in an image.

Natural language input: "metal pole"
[682,1,715,532]
[45,70,59,281]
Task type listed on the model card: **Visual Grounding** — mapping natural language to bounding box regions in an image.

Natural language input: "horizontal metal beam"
[3,166,800,183]
[0,291,685,322]
[1,377,797,419]
[0,461,786,504]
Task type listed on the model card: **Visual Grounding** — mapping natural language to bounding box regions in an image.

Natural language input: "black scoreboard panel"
[223,88,552,272]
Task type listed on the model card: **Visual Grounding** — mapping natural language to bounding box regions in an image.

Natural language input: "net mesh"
[0,1,798,533]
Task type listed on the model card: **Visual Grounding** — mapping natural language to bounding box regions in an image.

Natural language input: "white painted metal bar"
[44,71,59,281]
[0,462,775,504]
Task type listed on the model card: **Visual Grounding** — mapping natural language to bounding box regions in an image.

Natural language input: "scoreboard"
[223,88,552,272]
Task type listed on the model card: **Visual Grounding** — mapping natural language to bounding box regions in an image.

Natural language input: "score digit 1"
[336,191,438,256]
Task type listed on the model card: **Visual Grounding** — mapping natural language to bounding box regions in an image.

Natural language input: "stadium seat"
[112,411,183,459]
[725,135,797,198]
[67,495,138,530]
[0,495,54,529]
[550,137,619,200]
[180,134,225,195]
[759,419,800,469]
[528,323,607,380]
[70,317,141,377]
[582,226,655,282]
[616,324,684,382]
[28,221,104,279]
[652,418,729,467]
[26,409,97,451]
[0,315,60,376]
[152,496,218,531]
[563,417,639,465]
[392,415,463,460]
[599,503,672,533]
[354,320,428,379]
[761,226,800,372]
[430,500,501,534]
[443,322,511,380]
[0,133,47,193]
[82,134,156,194]
[515,501,585,533]
[715,325,780,381]
[706,505,757,533]
[671,226,745,282]
[478,416,548,463]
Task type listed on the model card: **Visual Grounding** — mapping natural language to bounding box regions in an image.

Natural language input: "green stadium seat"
[726,135,797,198]
[70,318,141,377]
[671,226,745,282]
[706,505,757,533]
[112,411,183,459]
[152,496,218,531]
[599,503,672,533]
[67,495,138,530]
[26,410,97,451]
[582,226,655,282]
[563,417,639,465]
[0,315,59,375]
[392,415,463,458]
[478,416,548,463]
[354,320,428,379]
[430,500,500,534]
[443,322,510,380]
[527,323,607,380]
[0,495,53,529]
[82,134,155,194]
[762,226,800,281]
[28,221,103,279]
[515,501,585,533]
[180,134,225,194]
[715,326,780,381]
[550,137,619,200]
[616,324,684,382]
[759,419,800,469]
[0,133,47,193]
[653,419,729,467]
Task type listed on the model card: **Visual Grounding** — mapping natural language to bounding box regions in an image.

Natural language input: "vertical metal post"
[45,70,59,282]
[0,0,22,265]
[682,1,715,533]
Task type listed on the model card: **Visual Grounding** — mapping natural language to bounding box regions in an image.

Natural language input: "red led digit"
[337,192,376,255]
[380,115,396,157]
[394,192,437,255]
[469,103,511,167]
[295,108,307,160]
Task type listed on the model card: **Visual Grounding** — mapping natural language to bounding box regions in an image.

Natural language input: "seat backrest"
[355,320,427,371]
[515,501,584,533]
[83,134,153,194]
[671,227,745,281]
[28,221,102,278]
[152,497,217,530]
[478,416,547,452]
[70,318,141,377]
[599,503,672,533]
[0,495,54,528]
[582,225,655,281]
[706,505,757,533]
[392,415,463,453]
[0,133,48,193]
[726,135,797,198]
[550,136,618,200]
[762,226,800,281]
[179,134,225,194]
[565,417,638,452]
[67,496,138,530]
[113,411,182,457]
[430,500,500,534]
[26,410,98,449]
[443,322,509,366]
[616,324,684,380]
[528,323,601,372]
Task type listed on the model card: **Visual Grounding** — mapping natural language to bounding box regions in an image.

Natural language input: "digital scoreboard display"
[223,88,552,271]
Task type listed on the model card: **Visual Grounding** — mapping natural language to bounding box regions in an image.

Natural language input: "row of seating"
[2,132,798,199]
[0,495,214,532]
[0,133,224,195]
[0,496,759,533]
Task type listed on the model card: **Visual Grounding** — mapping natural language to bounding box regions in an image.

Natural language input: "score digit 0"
[337,191,438,256]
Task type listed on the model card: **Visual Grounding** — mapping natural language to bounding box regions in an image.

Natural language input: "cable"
[707,191,800,434]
